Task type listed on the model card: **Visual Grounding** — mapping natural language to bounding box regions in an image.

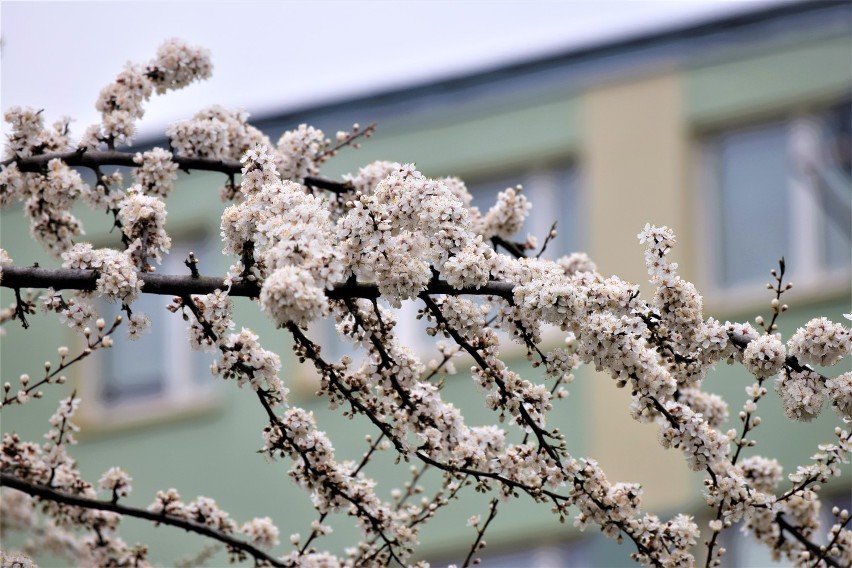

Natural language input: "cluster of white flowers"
[193,106,271,160]
[62,244,142,304]
[241,516,280,551]
[2,157,87,256]
[260,265,327,327]
[95,63,152,120]
[98,467,133,499]
[342,160,402,196]
[82,39,211,150]
[221,147,343,324]
[336,164,494,306]
[147,39,213,94]
[166,115,231,159]
[133,147,179,197]
[743,334,787,379]
[49,294,97,331]
[775,368,826,422]
[179,289,234,351]
[788,317,851,367]
[825,371,852,419]
[3,107,72,159]
[275,124,327,182]
[166,108,324,180]
[117,185,171,269]
[211,327,283,396]
[658,401,729,472]
[739,455,783,492]
[477,184,531,240]
[126,311,151,340]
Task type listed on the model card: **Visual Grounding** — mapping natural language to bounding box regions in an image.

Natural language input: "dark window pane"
[817,102,852,269]
[101,295,166,403]
[714,122,791,287]
[554,166,582,257]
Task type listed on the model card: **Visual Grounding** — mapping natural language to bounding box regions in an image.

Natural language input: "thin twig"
[0,473,286,567]
[776,513,843,568]
[461,499,499,568]
[535,221,559,259]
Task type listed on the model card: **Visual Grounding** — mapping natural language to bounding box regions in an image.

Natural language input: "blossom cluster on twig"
[1,39,850,568]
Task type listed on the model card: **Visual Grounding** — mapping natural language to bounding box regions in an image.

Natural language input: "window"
[78,238,220,429]
[699,100,851,301]
[468,163,583,259]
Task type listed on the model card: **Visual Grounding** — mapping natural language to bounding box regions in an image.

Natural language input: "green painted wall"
[323,96,580,181]
[686,35,852,127]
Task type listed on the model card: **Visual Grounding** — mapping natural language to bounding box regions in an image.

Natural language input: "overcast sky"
[2,1,785,141]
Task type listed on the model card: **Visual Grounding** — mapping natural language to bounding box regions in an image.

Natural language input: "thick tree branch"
[775,512,843,568]
[3,150,354,194]
[0,473,286,567]
[4,150,242,176]
[0,265,514,300]
[303,176,352,194]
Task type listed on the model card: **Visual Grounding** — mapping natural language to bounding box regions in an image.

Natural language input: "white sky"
[2,0,785,141]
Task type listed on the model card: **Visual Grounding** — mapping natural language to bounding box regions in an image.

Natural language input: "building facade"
[2,2,850,565]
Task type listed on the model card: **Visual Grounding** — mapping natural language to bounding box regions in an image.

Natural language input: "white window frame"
[695,108,851,314]
[76,238,221,431]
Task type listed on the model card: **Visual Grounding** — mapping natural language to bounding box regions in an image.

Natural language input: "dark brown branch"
[775,512,843,568]
[461,499,499,568]
[0,473,286,567]
[0,265,514,300]
[12,287,31,329]
[535,221,559,259]
[303,176,353,194]
[490,236,527,259]
[4,150,242,176]
[812,514,852,568]
[3,150,353,194]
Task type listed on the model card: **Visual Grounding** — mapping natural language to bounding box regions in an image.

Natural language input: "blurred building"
[2,2,850,566]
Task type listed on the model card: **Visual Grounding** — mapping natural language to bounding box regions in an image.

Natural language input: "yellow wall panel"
[582,72,695,510]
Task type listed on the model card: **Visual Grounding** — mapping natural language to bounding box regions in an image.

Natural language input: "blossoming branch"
[0,38,850,568]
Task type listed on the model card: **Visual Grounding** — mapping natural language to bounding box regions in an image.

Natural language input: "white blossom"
[133,148,178,197]
[98,467,133,499]
[241,517,280,550]
[775,368,826,421]
[825,371,852,419]
[743,334,786,379]
[788,317,851,368]
[117,185,171,268]
[260,266,327,327]
[148,38,212,94]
